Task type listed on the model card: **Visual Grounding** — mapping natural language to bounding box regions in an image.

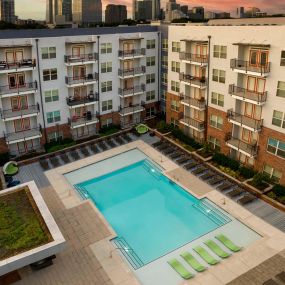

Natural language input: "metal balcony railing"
[118,66,145,78]
[119,104,144,115]
[179,73,207,88]
[118,48,145,58]
[66,92,99,106]
[65,73,98,85]
[180,94,206,109]
[179,52,208,64]
[230,59,270,75]
[0,81,37,96]
[68,112,99,127]
[64,53,98,64]
[118,84,145,96]
[0,103,40,120]
[0,59,36,71]
[179,115,205,131]
[4,125,42,143]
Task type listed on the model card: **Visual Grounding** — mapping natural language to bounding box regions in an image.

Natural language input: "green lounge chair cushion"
[193,246,219,265]
[181,252,206,272]
[215,234,241,252]
[204,240,230,258]
[168,258,193,279]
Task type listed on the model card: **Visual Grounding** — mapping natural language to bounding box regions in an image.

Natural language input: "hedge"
[171,128,202,149]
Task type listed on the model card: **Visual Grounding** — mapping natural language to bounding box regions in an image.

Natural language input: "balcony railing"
[0,81,37,96]
[119,104,144,115]
[229,84,267,104]
[227,110,263,131]
[230,59,270,75]
[179,115,205,131]
[179,73,207,88]
[68,113,99,128]
[0,59,36,71]
[66,92,99,106]
[64,53,98,64]
[118,84,145,96]
[4,126,42,144]
[179,52,208,64]
[65,73,98,85]
[180,94,206,109]
[118,48,145,58]
[118,66,145,78]
[0,103,40,120]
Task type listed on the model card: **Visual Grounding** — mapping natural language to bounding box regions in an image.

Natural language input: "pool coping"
[44,140,285,285]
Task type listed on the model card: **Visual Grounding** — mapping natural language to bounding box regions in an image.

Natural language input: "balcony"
[180,94,206,110]
[227,110,263,132]
[4,126,42,144]
[118,84,145,98]
[179,115,205,132]
[0,104,40,121]
[225,134,258,157]
[229,84,267,105]
[66,92,99,108]
[119,104,144,116]
[65,73,98,87]
[179,52,208,65]
[64,53,98,65]
[118,66,145,79]
[0,59,36,74]
[179,73,207,89]
[0,81,37,98]
[68,113,99,129]
[118,48,145,59]
[230,59,270,77]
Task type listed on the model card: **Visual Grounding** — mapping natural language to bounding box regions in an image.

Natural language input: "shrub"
[0,152,10,166]
[272,184,285,197]
[239,166,256,179]
[99,124,120,136]
[212,153,239,171]
[250,173,270,189]
[171,128,202,149]
[156,121,173,133]
[45,138,75,153]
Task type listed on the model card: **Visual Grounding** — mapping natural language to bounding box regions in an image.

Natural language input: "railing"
[179,73,207,88]
[118,48,145,58]
[118,84,145,96]
[4,125,42,143]
[66,92,99,106]
[119,104,144,115]
[0,59,36,71]
[65,73,98,85]
[230,59,270,75]
[118,66,145,77]
[180,115,205,131]
[0,103,40,120]
[0,81,37,96]
[68,113,99,127]
[227,110,263,131]
[229,84,267,104]
[64,53,98,64]
[179,52,208,64]
[180,94,206,109]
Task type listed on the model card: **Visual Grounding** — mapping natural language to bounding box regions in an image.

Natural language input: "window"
[272,110,285,128]
[171,100,180,112]
[102,100,113,111]
[171,80,180,92]
[210,114,223,129]
[146,90,155,101]
[281,51,285,66]
[101,62,112,73]
[146,106,155,117]
[161,90,166,101]
[162,56,168,68]
[48,131,63,143]
[171,61,180,73]
[172,42,180,52]
[146,39,155,49]
[101,43,112,54]
[263,164,282,183]
[171,117,179,127]
[162,73,167,85]
[208,136,221,151]
[101,81,112,92]
[162,39,168,50]
[267,138,285,159]
[212,69,225,83]
[43,68,57,81]
[47,111,61,124]
[277,81,285,98]
[211,92,224,107]
[101,118,113,127]
[213,45,227,59]
[146,56,155,66]
[146,73,155,84]
[44,89,59,103]
[41,47,56,59]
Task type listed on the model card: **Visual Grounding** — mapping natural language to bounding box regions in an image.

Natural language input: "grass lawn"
[0,188,51,260]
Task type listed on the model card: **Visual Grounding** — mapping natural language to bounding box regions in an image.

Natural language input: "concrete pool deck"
[39,140,285,285]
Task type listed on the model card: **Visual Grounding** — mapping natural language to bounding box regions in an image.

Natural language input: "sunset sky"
[15,0,285,20]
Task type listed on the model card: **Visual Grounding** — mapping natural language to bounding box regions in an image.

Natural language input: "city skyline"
[16,0,285,20]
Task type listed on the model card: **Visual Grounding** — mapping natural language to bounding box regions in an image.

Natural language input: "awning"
[232,42,270,48]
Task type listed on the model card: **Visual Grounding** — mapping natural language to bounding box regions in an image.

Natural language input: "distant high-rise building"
[180,5,188,15]
[188,6,204,21]
[0,0,15,23]
[62,0,72,22]
[105,4,127,24]
[133,0,160,21]
[73,0,102,24]
[237,7,245,18]
[46,0,72,24]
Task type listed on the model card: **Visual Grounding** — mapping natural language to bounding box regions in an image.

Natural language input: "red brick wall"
[0,138,9,154]
[166,92,183,124]
[99,112,121,127]
[40,123,72,145]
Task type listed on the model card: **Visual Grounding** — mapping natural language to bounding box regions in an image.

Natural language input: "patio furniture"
[98,141,108,151]
[227,187,244,197]
[176,156,190,165]
[192,166,207,175]
[167,258,193,279]
[162,147,175,155]
[184,161,198,170]
[122,133,132,142]
[60,153,70,164]
[208,176,224,186]
[7,180,20,188]
[193,246,219,265]
[237,193,256,205]
[106,139,116,148]
[114,136,124,145]
[169,151,183,159]
[3,161,19,176]
[276,271,285,283]
[49,155,60,167]
[152,140,163,148]
[180,252,206,272]
[215,234,241,252]
[157,143,169,151]
[90,144,99,153]
[217,182,233,191]
[204,240,230,258]
[135,124,149,134]
[200,171,215,180]
[39,159,50,170]
[263,280,279,285]
[70,150,80,160]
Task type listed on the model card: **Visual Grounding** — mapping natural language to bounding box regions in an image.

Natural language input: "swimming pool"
[71,155,233,268]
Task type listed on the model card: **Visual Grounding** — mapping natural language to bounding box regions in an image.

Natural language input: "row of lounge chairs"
[263,271,285,285]
[168,234,241,280]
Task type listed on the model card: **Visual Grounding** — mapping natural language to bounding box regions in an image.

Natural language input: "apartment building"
[167,22,285,184]
[0,26,160,157]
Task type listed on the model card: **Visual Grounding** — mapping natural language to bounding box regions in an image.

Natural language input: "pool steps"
[142,159,161,180]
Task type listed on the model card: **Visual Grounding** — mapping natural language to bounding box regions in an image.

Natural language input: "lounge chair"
[276,271,285,283]
[7,180,20,188]
[98,141,108,151]
[208,176,224,186]
[60,153,70,164]
[122,133,132,142]
[49,155,60,167]
[263,279,279,285]
[184,161,198,170]
[114,136,124,145]
[169,151,183,159]
[70,150,80,160]
[204,240,230,258]
[215,234,241,252]
[90,144,99,153]
[162,147,175,155]
[227,187,244,197]
[106,139,116,148]
[167,258,193,279]
[80,146,90,157]
[217,182,233,191]
[192,166,207,175]
[176,156,190,165]
[157,143,169,151]
[200,171,215,180]
[180,252,206,272]
[237,194,256,205]
[193,246,219,265]
[39,159,50,170]
[152,140,162,148]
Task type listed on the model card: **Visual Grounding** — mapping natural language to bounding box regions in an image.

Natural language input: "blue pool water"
[75,159,231,266]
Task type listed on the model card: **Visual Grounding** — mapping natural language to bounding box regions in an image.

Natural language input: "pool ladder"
[74,185,89,200]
